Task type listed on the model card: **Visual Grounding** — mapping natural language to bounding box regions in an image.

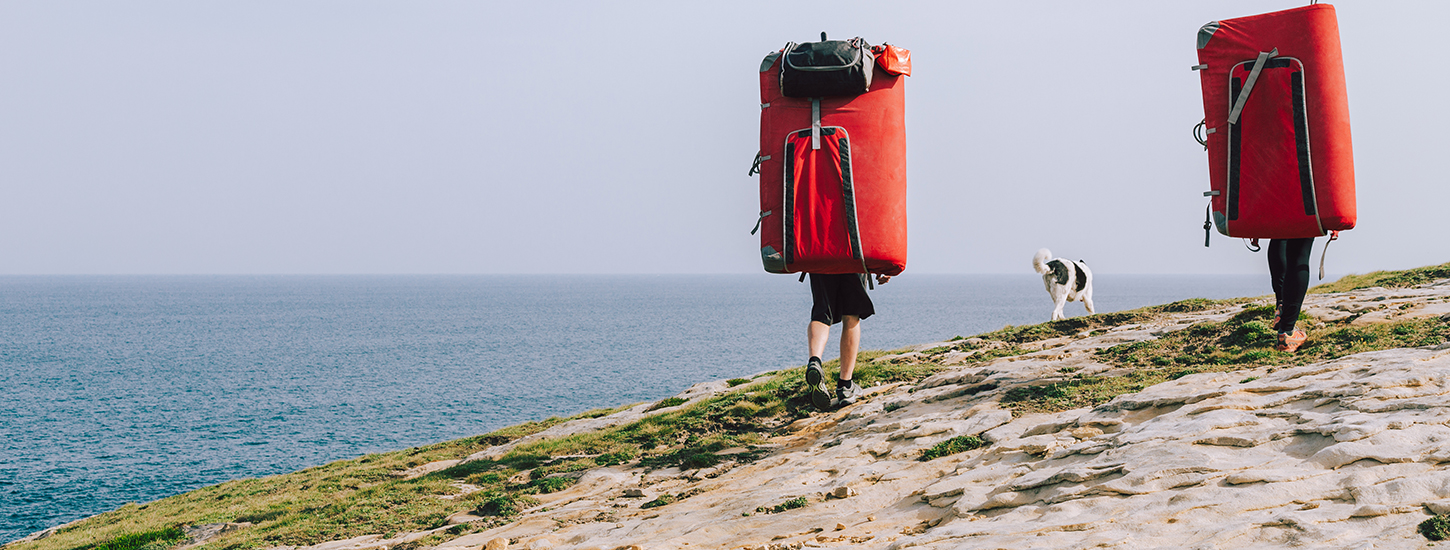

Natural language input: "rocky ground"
[252,278,1450,550]
[14,277,1450,550]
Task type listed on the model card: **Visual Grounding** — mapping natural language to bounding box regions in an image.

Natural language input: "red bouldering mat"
[753,39,909,276]
[1196,4,1356,239]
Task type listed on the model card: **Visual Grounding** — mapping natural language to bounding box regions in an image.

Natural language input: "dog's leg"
[1084,289,1095,315]
[1051,288,1067,321]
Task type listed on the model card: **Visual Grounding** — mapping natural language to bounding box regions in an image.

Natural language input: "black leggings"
[1268,237,1314,333]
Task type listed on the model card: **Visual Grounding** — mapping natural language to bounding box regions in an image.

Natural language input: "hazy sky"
[2,1,1445,274]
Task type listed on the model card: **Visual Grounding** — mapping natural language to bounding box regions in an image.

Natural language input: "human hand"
[875,274,892,285]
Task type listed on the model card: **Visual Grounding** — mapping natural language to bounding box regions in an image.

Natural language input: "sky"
[1,1,1446,275]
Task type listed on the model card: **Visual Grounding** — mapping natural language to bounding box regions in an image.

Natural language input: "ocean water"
[0,274,1270,541]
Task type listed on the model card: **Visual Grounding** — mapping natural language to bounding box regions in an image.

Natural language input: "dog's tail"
[1032,248,1052,275]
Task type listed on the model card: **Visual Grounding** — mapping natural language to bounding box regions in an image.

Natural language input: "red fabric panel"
[786,131,852,265]
[758,55,908,275]
[1196,4,1356,238]
[1230,59,1319,237]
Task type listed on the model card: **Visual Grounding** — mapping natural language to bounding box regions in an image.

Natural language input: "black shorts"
[809,273,875,325]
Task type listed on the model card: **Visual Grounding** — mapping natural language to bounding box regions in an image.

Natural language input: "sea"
[0,274,1273,542]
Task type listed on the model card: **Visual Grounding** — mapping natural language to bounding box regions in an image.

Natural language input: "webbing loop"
[1246,238,1261,253]
[748,153,771,176]
[749,210,771,235]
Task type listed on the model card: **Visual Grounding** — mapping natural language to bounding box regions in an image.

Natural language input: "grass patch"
[755,496,809,514]
[1422,515,1450,541]
[979,298,1238,345]
[473,491,537,517]
[90,528,186,550]
[726,378,751,387]
[919,436,988,461]
[4,404,624,550]
[647,397,689,411]
[640,494,676,509]
[1002,305,1450,415]
[1312,261,1450,294]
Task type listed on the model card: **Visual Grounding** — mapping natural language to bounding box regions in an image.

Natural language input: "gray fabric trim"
[1227,48,1278,125]
[1192,64,1208,71]
[1197,21,1219,50]
[1213,211,1229,236]
[760,52,781,73]
[761,246,787,273]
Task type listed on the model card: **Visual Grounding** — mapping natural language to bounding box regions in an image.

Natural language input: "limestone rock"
[485,537,508,550]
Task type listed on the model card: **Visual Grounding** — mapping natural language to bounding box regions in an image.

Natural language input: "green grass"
[755,496,809,514]
[647,397,689,411]
[1001,305,1450,414]
[1311,261,1450,294]
[919,436,988,461]
[640,494,676,509]
[3,404,626,550]
[1422,515,1450,541]
[726,378,751,387]
[90,528,187,550]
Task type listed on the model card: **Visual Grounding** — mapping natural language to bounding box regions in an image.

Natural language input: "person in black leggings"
[1267,237,1314,352]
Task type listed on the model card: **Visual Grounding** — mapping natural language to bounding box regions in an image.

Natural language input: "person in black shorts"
[1267,237,1314,352]
[804,272,891,410]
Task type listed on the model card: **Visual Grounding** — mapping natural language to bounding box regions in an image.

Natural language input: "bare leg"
[808,320,830,360]
[839,315,860,381]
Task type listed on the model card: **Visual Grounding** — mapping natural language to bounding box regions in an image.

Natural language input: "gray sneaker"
[805,358,832,411]
[836,380,861,406]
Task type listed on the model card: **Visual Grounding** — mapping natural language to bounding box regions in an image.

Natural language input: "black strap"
[1203,204,1212,247]
[799,272,807,283]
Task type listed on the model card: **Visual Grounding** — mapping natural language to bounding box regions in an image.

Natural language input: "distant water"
[0,274,1270,541]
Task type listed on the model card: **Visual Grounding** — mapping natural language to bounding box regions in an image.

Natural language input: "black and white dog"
[1032,248,1095,321]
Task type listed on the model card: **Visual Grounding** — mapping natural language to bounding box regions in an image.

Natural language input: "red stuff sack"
[874,44,911,76]
[1195,4,1356,239]
[751,38,909,276]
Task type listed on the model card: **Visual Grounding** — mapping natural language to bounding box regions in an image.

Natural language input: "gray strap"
[1319,231,1339,280]
[1191,64,1208,71]
[750,210,771,235]
[1227,48,1278,125]
[811,98,821,150]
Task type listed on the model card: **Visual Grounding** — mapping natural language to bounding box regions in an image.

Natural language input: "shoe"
[1275,329,1307,353]
[836,380,861,406]
[805,358,832,411]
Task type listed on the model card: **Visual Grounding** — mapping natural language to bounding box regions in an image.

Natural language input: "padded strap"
[1227,48,1278,125]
